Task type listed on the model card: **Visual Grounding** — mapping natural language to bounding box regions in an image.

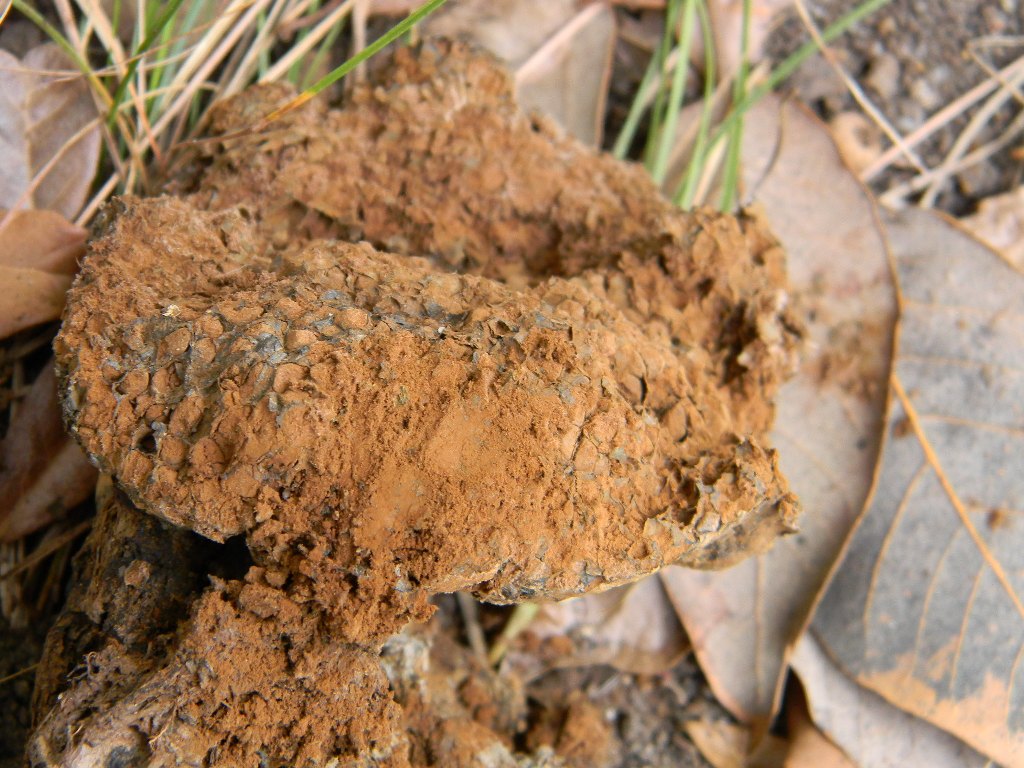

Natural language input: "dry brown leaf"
[683,718,786,768]
[0,268,73,340]
[660,95,896,730]
[0,209,85,339]
[513,577,689,678]
[813,206,1024,766]
[961,186,1024,271]
[783,680,857,768]
[792,633,990,767]
[783,720,854,768]
[684,719,749,768]
[0,208,86,272]
[0,364,97,541]
[423,0,615,145]
[0,43,101,219]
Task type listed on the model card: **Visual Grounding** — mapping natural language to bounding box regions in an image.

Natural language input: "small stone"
[865,53,900,101]
[909,75,942,112]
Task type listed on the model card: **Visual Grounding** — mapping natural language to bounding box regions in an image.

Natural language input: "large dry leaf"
[423,0,615,145]
[513,577,689,677]
[660,96,896,727]
[792,632,990,767]
[0,43,101,219]
[813,206,1024,766]
[0,364,97,541]
[0,209,85,339]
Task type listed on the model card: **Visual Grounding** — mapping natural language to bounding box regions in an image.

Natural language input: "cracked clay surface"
[37,41,800,767]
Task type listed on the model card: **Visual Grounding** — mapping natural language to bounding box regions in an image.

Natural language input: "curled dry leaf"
[660,96,896,728]
[0,208,85,339]
[813,206,1024,767]
[792,632,990,768]
[0,365,97,541]
[423,0,615,145]
[828,111,883,176]
[0,43,101,219]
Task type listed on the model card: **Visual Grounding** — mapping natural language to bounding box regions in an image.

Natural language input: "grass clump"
[10,0,448,224]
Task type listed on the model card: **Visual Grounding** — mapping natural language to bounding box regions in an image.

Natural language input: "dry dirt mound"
[35,41,800,767]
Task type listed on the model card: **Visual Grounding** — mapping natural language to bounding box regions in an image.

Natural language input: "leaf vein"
[893,373,1024,622]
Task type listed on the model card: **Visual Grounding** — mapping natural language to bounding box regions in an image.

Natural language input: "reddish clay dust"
[36,41,801,767]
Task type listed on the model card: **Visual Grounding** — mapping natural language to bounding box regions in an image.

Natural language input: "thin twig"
[0,663,38,687]
[75,172,120,226]
[151,0,272,145]
[792,0,922,173]
[262,0,357,83]
[278,0,322,30]
[456,592,489,666]
[863,53,1024,181]
[919,59,1024,207]
[161,0,260,115]
[879,107,1024,207]
[0,520,93,581]
[352,0,369,84]
[220,0,295,97]
[515,2,607,85]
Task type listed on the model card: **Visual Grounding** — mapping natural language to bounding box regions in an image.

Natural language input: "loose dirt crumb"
[39,41,800,766]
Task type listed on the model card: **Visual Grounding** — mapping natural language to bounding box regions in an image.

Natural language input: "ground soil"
[523,661,722,768]
[30,41,801,766]
[767,0,1024,213]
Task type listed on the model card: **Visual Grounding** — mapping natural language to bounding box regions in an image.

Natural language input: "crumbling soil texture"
[41,41,800,766]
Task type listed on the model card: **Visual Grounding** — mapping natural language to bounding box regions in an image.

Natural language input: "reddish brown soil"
[38,41,800,767]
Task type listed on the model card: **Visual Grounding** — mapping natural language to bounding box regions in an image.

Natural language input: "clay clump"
[38,41,801,767]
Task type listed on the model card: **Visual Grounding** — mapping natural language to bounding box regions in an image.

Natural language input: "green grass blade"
[256,9,271,78]
[710,0,892,159]
[650,0,697,186]
[643,0,683,169]
[300,15,347,90]
[154,0,206,89]
[675,0,716,208]
[612,26,671,159]
[258,0,449,128]
[718,0,751,211]
[289,0,323,86]
[669,0,890,210]
[108,0,189,128]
